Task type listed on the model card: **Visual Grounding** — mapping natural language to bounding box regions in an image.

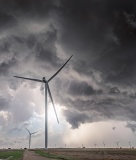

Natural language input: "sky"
[0,0,136,149]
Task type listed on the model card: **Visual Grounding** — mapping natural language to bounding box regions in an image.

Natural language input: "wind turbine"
[94,143,97,148]
[115,141,120,148]
[14,55,73,149]
[129,141,131,149]
[103,141,105,148]
[112,126,116,130]
[26,128,38,149]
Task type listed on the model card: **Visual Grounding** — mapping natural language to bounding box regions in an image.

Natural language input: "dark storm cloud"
[48,0,136,128]
[60,86,136,128]
[68,81,95,96]
[34,27,61,67]
[63,109,90,129]
[0,57,17,75]
[0,11,16,30]
[0,0,54,18]
[126,122,136,132]
[57,0,136,85]
[1,0,136,129]
[109,87,121,94]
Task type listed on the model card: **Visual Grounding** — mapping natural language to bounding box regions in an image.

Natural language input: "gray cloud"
[63,109,90,129]
[0,97,10,110]
[0,0,136,130]
[59,86,136,128]
[68,81,95,96]
[0,11,16,30]
[56,0,136,86]
[126,121,136,133]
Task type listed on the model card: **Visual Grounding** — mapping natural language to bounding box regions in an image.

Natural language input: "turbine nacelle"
[42,77,47,83]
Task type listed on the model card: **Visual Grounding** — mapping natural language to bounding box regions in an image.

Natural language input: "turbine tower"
[14,55,73,149]
[26,128,38,149]
[103,141,105,148]
[115,141,120,148]
[94,143,97,148]
[129,141,131,149]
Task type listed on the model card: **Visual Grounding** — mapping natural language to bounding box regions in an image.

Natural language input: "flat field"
[35,148,136,160]
[0,149,24,160]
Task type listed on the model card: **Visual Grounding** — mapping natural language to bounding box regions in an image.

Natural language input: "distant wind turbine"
[14,55,73,149]
[112,126,116,130]
[82,144,85,148]
[26,128,38,149]
[115,141,120,148]
[129,142,131,149]
[103,141,105,148]
[94,143,97,148]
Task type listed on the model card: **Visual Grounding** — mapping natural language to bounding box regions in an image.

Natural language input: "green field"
[0,150,24,160]
[35,150,73,160]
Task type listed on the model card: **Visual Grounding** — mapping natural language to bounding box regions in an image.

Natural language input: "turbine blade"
[47,55,73,82]
[25,128,30,135]
[47,83,59,123]
[31,131,38,135]
[14,76,42,82]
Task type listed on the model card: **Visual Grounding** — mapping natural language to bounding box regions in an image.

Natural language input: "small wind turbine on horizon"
[115,141,120,148]
[112,126,116,130]
[26,127,38,149]
[103,141,105,148]
[94,143,97,148]
[14,55,73,149]
[129,142,131,149]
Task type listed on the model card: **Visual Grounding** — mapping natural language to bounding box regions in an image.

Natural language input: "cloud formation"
[0,0,136,131]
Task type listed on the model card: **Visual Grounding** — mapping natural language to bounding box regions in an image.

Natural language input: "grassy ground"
[0,150,24,160]
[35,148,136,160]
[35,150,74,160]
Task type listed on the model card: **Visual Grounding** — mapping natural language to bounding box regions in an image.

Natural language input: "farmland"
[0,150,24,160]
[35,148,136,160]
[0,148,136,160]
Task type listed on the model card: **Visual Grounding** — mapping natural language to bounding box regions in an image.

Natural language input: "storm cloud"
[0,0,136,131]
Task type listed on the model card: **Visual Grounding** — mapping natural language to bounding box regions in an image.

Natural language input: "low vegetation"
[35,148,136,160]
[0,150,24,160]
[35,150,74,160]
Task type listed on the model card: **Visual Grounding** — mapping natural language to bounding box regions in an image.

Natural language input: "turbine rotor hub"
[42,77,47,83]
